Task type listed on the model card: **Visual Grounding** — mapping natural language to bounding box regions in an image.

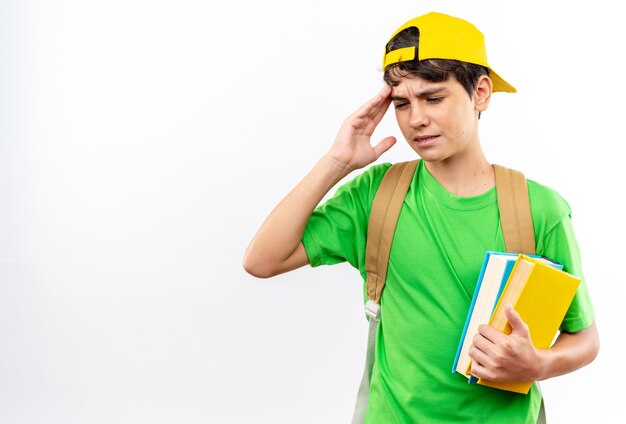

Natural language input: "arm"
[469,304,600,382]
[243,85,396,278]
[536,321,600,380]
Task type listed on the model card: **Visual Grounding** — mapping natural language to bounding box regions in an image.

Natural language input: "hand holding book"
[452,252,581,394]
[468,304,543,385]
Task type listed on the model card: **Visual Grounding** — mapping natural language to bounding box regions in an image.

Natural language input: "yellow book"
[475,255,581,394]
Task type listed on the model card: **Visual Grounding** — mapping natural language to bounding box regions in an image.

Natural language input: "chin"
[410,148,446,163]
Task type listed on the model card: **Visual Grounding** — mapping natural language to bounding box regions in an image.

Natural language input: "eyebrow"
[391,87,446,101]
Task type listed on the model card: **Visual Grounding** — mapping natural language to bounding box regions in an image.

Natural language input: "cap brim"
[489,69,516,93]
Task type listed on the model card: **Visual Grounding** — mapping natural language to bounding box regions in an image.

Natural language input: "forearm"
[536,321,599,381]
[243,154,352,277]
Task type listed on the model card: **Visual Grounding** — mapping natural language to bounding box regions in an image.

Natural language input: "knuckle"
[500,339,512,351]
[492,350,506,364]
[468,345,476,357]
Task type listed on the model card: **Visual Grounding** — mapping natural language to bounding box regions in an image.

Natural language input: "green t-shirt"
[302,160,595,424]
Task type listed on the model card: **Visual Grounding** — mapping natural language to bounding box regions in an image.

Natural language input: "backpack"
[351,159,546,424]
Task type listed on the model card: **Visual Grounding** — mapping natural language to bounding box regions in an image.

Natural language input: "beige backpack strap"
[352,159,418,424]
[493,164,536,255]
[365,160,419,303]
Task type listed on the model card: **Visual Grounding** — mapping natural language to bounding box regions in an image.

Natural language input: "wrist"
[534,348,551,381]
[318,154,354,180]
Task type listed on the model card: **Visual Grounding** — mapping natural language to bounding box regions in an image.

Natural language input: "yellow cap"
[383,12,516,93]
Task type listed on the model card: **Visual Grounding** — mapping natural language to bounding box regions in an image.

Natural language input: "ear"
[474,75,493,113]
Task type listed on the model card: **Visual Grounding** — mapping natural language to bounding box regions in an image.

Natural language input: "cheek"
[446,105,472,131]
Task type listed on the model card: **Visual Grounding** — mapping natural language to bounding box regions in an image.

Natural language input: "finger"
[471,332,494,353]
[468,343,492,368]
[505,304,530,337]
[470,360,492,381]
[478,323,503,343]
[369,92,393,127]
[372,136,397,159]
[368,85,392,119]
[352,85,392,120]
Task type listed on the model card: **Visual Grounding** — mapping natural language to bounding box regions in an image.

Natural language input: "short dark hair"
[383,27,489,98]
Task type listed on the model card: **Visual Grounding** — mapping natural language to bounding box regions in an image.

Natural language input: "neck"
[424,153,494,197]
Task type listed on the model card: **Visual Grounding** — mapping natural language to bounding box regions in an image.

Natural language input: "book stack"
[452,252,580,394]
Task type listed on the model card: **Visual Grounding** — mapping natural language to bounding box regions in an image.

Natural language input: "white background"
[1,1,623,423]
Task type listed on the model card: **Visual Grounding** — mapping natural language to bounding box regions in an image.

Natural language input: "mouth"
[413,135,439,147]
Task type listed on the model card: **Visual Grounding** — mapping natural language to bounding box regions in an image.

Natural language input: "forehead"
[391,76,461,97]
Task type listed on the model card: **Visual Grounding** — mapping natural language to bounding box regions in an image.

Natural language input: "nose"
[409,103,429,128]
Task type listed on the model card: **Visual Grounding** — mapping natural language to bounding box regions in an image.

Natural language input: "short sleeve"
[534,194,595,333]
[302,163,391,271]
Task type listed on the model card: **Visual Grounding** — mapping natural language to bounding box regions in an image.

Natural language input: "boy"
[244,11,599,423]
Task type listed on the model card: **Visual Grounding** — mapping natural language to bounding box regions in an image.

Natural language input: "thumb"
[505,304,530,337]
[372,136,397,159]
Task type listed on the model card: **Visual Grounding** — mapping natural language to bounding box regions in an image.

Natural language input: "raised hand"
[326,84,397,172]
[244,85,398,279]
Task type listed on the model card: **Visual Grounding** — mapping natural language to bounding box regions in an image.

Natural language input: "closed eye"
[393,102,409,109]
[427,97,443,104]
